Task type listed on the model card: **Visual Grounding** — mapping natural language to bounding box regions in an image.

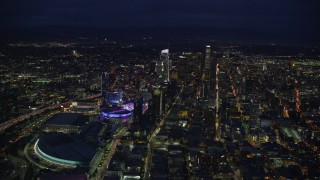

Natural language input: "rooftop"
[44,113,88,126]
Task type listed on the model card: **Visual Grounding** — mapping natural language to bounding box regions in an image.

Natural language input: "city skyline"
[0,39,320,179]
[0,1,320,179]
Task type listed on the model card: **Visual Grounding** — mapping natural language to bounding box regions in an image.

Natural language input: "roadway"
[0,104,61,134]
[90,125,129,180]
[2,155,28,180]
[0,93,102,135]
[143,86,183,179]
[9,111,58,144]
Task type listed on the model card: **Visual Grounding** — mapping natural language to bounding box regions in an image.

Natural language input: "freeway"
[0,104,61,134]
[9,111,58,144]
[0,93,101,134]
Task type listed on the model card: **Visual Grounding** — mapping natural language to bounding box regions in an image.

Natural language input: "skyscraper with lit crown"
[205,45,211,79]
[155,49,170,82]
[161,49,170,82]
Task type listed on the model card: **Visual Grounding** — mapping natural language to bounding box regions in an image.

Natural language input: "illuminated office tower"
[214,63,220,140]
[161,49,170,82]
[262,63,267,71]
[155,49,170,82]
[101,72,109,99]
[205,45,211,79]
[155,59,163,79]
[134,97,143,123]
[105,90,123,105]
[294,79,301,113]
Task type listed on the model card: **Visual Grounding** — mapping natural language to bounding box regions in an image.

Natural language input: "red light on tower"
[294,79,301,113]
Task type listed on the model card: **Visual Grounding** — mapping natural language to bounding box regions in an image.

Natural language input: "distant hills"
[0,25,319,46]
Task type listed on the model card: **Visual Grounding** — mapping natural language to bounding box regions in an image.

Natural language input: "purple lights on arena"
[100,90,135,124]
[101,109,133,119]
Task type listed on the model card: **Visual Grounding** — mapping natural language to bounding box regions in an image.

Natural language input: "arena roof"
[44,113,88,126]
[37,133,96,165]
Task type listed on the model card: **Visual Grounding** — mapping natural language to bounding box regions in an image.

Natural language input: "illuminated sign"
[142,101,148,114]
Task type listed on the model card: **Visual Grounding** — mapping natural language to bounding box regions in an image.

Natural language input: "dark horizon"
[0,25,320,47]
[0,0,320,45]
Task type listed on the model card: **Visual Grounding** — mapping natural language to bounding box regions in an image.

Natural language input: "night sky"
[1,0,319,44]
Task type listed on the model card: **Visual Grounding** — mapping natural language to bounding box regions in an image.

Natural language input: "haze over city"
[1,0,320,45]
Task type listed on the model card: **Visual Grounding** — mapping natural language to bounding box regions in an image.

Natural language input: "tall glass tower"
[101,72,109,99]
[161,49,170,82]
[205,45,211,79]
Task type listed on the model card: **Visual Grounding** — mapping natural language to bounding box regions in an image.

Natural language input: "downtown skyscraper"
[156,49,170,83]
